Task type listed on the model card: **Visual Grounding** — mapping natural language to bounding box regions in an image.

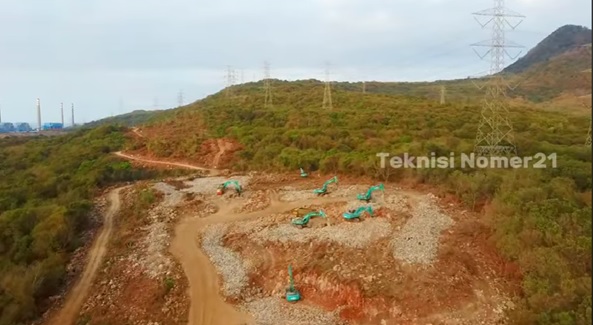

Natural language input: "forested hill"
[504,24,592,74]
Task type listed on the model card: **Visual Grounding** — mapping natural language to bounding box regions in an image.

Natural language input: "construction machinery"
[291,206,316,218]
[357,183,384,202]
[216,180,242,196]
[285,264,301,302]
[313,176,338,196]
[292,210,326,228]
[300,167,308,178]
[343,206,373,221]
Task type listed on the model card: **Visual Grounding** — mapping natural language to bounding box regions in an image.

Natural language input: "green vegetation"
[0,125,175,325]
[82,110,162,128]
[139,79,591,324]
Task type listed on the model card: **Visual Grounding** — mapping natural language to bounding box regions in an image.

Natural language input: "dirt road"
[47,187,124,325]
[170,191,347,325]
[114,151,220,175]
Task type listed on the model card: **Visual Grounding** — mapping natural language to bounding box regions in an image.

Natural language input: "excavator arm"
[357,183,384,201]
[313,176,338,195]
[343,206,373,220]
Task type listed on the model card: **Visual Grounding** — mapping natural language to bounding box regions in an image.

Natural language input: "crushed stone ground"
[201,224,249,298]
[240,297,344,325]
[125,182,183,279]
[390,194,454,265]
[243,218,392,249]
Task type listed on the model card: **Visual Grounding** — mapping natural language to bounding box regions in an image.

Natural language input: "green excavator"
[285,264,301,302]
[343,206,373,221]
[357,183,384,202]
[291,210,326,228]
[300,167,308,178]
[313,176,338,196]
[216,180,242,196]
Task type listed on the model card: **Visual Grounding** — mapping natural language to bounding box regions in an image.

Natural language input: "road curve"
[114,151,220,175]
[47,187,125,325]
[170,194,347,325]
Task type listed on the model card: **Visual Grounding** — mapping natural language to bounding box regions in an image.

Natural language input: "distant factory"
[0,99,75,134]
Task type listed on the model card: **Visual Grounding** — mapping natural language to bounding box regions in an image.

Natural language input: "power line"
[323,62,333,110]
[472,0,525,157]
[263,61,273,108]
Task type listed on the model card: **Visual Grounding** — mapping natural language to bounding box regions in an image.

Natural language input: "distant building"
[14,123,32,132]
[42,122,63,130]
[0,123,15,133]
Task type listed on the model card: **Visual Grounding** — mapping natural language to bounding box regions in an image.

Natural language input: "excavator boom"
[357,183,384,201]
[313,176,338,194]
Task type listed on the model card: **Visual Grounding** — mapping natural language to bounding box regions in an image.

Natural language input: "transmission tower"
[440,85,446,104]
[177,90,184,107]
[263,61,273,108]
[322,62,333,110]
[362,81,366,94]
[471,0,525,156]
[225,65,237,99]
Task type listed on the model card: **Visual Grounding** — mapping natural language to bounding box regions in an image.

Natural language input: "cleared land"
[44,153,519,325]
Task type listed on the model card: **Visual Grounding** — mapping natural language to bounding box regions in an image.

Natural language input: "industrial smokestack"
[61,102,64,125]
[71,103,74,127]
[37,98,41,132]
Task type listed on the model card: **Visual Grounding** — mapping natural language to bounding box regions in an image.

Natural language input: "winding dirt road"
[114,151,220,175]
[170,191,346,325]
[47,187,125,325]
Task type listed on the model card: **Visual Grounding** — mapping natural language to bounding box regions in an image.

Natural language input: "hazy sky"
[0,0,590,124]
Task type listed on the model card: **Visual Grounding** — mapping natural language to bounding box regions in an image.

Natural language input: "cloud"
[0,0,590,122]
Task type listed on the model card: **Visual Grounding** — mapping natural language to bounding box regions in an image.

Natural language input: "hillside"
[125,78,592,323]
[0,127,187,325]
[504,24,592,74]
[83,110,163,128]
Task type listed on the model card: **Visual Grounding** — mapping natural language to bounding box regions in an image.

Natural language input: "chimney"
[37,98,41,132]
[71,103,75,127]
[61,102,64,125]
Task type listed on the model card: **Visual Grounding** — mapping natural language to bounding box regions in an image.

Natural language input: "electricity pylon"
[440,85,446,104]
[263,61,273,108]
[323,62,333,110]
[225,66,237,99]
[471,0,525,156]
[177,90,184,107]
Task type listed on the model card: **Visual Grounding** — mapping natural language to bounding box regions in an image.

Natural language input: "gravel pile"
[331,185,370,198]
[384,194,409,212]
[248,218,392,249]
[201,224,248,297]
[127,185,179,279]
[181,176,250,195]
[240,297,343,325]
[390,194,453,264]
[153,182,183,207]
[236,190,271,213]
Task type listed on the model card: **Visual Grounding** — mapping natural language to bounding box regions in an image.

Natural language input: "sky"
[0,0,590,125]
